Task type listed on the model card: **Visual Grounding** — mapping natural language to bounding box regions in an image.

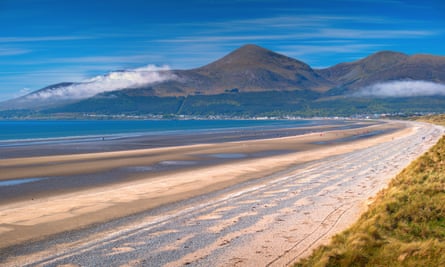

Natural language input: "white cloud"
[18,88,31,96]
[157,13,439,44]
[317,28,436,39]
[355,80,445,97]
[48,54,164,64]
[0,47,30,56]
[26,65,176,100]
[131,65,170,72]
[280,43,384,56]
[0,35,94,43]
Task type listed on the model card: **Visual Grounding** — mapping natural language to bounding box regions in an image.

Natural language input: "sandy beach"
[0,120,443,266]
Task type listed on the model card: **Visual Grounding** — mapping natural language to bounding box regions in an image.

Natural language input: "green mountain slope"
[2,44,445,117]
[317,51,445,92]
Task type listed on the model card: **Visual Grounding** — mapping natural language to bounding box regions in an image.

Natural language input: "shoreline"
[0,121,405,249]
[0,119,375,159]
[2,120,441,267]
[0,120,383,204]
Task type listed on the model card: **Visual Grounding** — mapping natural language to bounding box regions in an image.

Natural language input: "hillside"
[317,51,445,92]
[112,44,333,98]
[0,82,79,110]
[190,44,333,93]
[1,44,445,117]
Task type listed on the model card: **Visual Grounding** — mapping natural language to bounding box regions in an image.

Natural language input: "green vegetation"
[46,95,185,115]
[417,114,445,127]
[3,88,445,119]
[3,45,445,118]
[295,116,445,266]
[180,90,320,116]
[29,92,445,118]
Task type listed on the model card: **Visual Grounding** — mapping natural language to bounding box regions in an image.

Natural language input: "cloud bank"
[27,65,176,100]
[355,80,445,97]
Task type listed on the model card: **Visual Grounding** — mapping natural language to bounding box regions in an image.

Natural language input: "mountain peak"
[355,50,409,73]
[317,49,445,90]
[368,50,408,57]
[198,44,310,72]
[2,45,445,114]
[230,44,271,55]
[362,50,408,63]
[185,44,332,93]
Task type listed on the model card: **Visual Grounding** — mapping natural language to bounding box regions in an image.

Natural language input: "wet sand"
[0,120,370,159]
[0,120,381,204]
[1,120,442,266]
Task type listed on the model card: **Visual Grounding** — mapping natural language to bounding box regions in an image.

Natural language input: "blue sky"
[0,0,444,101]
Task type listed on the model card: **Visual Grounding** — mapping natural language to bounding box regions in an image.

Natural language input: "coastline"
[0,119,372,158]
[1,120,441,266]
[0,120,380,203]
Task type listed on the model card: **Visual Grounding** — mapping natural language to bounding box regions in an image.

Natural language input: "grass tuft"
[295,116,445,267]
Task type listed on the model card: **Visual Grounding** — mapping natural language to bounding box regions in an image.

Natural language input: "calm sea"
[0,120,314,141]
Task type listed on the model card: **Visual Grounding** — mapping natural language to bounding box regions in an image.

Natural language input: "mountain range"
[1,44,445,117]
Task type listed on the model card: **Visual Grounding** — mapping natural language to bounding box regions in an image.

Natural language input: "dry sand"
[0,120,442,266]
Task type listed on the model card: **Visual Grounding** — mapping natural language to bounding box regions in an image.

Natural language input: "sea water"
[0,119,315,142]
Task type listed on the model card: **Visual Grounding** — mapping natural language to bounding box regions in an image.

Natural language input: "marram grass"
[295,118,445,267]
